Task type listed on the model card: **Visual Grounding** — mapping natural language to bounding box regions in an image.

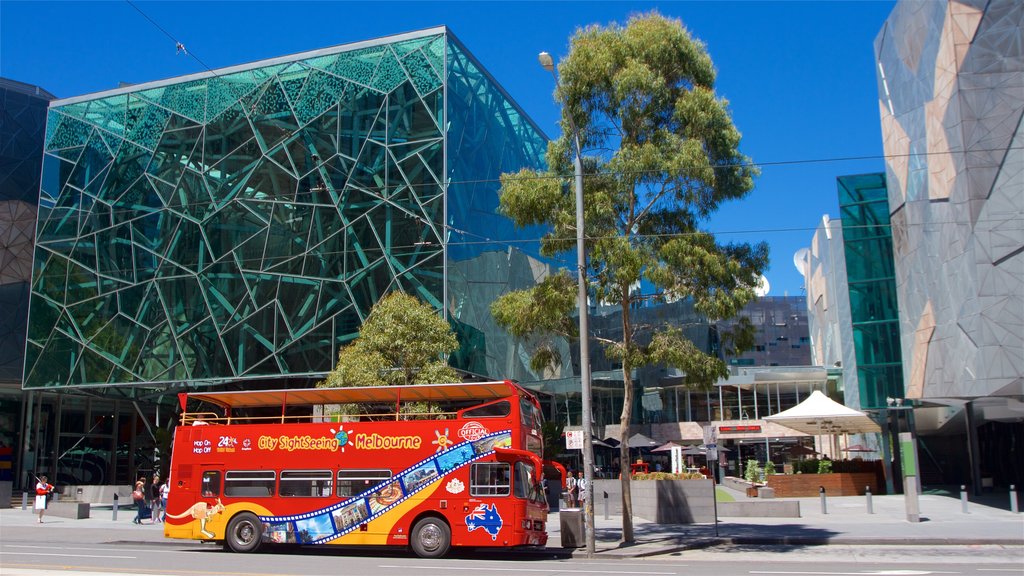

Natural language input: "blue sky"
[0,1,895,296]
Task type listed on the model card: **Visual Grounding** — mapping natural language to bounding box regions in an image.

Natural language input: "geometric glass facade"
[875,0,1023,400]
[838,173,904,410]
[26,28,550,390]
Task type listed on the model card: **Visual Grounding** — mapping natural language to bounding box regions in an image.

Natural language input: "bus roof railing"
[179,380,526,412]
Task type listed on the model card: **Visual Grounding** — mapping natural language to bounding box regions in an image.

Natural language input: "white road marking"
[750,571,960,575]
[380,565,677,575]
[1,552,136,559]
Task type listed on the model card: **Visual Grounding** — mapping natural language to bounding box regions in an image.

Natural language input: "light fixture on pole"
[539,50,595,556]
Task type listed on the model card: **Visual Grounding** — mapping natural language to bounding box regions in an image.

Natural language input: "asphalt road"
[2,539,1022,576]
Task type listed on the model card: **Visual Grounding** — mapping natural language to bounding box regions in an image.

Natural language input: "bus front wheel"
[410,517,450,558]
[225,512,263,553]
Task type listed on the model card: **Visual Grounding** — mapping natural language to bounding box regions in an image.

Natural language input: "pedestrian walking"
[150,473,163,522]
[34,475,54,523]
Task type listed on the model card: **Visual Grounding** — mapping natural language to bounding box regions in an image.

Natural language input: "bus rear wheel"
[225,512,263,553]
[411,517,450,558]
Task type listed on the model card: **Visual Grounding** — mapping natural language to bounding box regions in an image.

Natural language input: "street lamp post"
[539,51,595,556]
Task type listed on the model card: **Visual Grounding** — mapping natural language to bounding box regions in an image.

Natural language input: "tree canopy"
[319,292,460,389]
[492,12,768,543]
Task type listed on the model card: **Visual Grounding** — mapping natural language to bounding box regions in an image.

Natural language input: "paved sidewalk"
[1,490,1021,559]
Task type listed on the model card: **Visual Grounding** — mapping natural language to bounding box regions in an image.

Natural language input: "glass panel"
[28,33,448,388]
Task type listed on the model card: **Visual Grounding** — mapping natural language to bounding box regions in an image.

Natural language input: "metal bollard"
[112,493,119,521]
[865,486,873,514]
[960,485,969,514]
[819,485,827,514]
[1011,485,1019,514]
[603,491,609,520]
[21,491,28,510]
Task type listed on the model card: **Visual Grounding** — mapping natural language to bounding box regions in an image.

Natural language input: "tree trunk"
[618,294,635,544]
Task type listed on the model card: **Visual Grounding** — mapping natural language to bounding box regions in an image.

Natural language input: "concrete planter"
[593,478,715,524]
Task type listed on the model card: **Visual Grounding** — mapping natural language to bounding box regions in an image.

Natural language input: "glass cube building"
[26,28,553,391]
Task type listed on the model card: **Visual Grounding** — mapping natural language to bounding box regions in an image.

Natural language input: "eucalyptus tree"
[492,13,767,542]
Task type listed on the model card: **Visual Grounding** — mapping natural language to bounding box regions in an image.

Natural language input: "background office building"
[16,28,556,488]
[0,79,55,494]
[875,0,1023,487]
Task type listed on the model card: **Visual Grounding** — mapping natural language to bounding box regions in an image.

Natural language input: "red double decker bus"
[163,381,549,557]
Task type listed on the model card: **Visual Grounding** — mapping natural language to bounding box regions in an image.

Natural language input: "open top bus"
[164,381,550,557]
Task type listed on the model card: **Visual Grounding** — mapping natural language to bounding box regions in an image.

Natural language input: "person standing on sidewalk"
[132,477,147,524]
[149,474,162,522]
[34,475,54,523]
[159,478,170,522]
[565,470,578,508]
[577,474,588,507]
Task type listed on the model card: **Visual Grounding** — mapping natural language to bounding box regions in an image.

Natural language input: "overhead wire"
[124,0,218,77]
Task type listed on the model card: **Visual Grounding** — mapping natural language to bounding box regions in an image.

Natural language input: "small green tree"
[817,458,833,475]
[744,459,763,484]
[319,292,460,389]
[763,460,776,476]
[492,12,766,542]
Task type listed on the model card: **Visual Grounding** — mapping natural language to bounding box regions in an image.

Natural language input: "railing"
[180,410,459,426]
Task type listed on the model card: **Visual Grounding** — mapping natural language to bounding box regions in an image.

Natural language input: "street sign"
[702,424,717,445]
[566,430,583,450]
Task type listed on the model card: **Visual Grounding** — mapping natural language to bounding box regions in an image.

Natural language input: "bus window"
[280,470,333,497]
[225,470,276,497]
[519,398,542,429]
[201,470,221,497]
[470,463,510,497]
[463,400,511,418]
[336,469,392,498]
[514,461,545,503]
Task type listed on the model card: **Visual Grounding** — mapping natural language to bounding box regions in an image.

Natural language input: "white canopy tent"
[765,390,880,435]
[765,390,880,457]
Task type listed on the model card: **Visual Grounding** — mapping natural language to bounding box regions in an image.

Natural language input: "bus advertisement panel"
[163,381,549,557]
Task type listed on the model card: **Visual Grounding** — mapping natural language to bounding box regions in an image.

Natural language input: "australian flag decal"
[465,503,502,540]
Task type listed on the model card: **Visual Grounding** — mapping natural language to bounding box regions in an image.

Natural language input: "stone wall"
[594,478,715,524]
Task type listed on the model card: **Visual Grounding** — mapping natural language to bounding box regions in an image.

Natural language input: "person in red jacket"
[34,475,54,523]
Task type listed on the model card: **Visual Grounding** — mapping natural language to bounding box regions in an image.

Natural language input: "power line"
[124,0,217,76]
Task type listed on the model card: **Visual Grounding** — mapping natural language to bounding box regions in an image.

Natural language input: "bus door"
[189,468,223,540]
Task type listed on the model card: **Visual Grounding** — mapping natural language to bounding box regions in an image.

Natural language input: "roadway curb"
[547,536,1024,559]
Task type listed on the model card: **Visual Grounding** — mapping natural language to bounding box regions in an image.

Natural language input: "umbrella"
[681,446,707,456]
[842,444,875,453]
[602,437,621,448]
[626,433,658,449]
[651,441,682,453]
[592,438,615,448]
[784,444,818,456]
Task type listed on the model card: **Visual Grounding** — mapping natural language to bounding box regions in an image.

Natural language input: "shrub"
[817,458,833,474]
[763,460,776,476]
